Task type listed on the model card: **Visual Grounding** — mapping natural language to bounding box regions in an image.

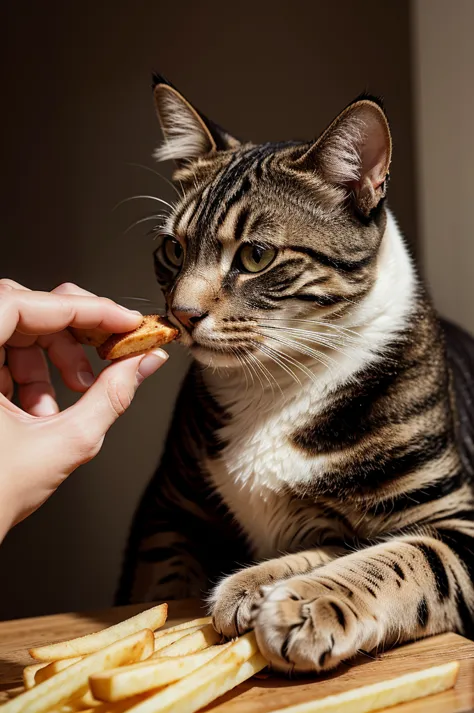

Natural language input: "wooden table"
[1,600,474,712]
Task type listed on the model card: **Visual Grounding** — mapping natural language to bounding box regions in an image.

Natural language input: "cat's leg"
[244,530,474,672]
[210,546,345,637]
[116,465,209,603]
[116,457,246,604]
[117,366,248,605]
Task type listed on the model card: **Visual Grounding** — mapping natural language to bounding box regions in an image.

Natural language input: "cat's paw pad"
[254,581,365,672]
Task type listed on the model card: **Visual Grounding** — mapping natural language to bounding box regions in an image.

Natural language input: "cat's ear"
[293,96,392,217]
[152,74,240,165]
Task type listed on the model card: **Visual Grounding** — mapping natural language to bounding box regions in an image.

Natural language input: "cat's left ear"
[293,96,392,217]
[152,74,241,165]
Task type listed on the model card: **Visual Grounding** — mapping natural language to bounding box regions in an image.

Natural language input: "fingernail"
[119,306,142,318]
[137,349,169,385]
[34,394,59,417]
[78,371,95,388]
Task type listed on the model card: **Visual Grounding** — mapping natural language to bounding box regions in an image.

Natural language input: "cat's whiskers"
[123,213,171,235]
[189,163,200,193]
[248,350,282,397]
[114,195,176,212]
[261,317,360,340]
[149,223,171,241]
[254,343,302,387]
[271,325,360,348]
[258,324,357,363]
[261,332,335,374]
[260,325,354,352]
[276,347,321,386]
[234,347,261,392]
[257,341,320,386]
[242,353,259,392]
[246,351,268,393]
[116,296,153,302]
[230,347,250,393]
[125,162,182,198]
[257,326,338,365]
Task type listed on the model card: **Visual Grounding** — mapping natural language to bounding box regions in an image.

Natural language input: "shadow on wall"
[0,0,417,619]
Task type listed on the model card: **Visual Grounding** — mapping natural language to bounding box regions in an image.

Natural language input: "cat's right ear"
[152,74,240,166]
[287,95,392,218]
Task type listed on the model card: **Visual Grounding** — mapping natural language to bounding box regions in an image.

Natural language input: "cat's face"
[151,77,392,368]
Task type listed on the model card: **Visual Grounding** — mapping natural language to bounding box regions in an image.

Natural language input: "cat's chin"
[190,344,243,369]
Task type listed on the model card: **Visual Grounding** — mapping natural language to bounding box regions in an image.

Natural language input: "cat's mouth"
[177,329,257,368]
[166,311,259,362]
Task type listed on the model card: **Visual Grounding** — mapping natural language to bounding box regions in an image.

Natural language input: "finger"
[0,279,30,290]
[7,345,59,416]
[0,284,37,347]
[7,344,51,386]
[52,282,95,297]
[6,283,62,347]
[56,349,169,464]
[0,287,142,345]
[6,333,38,348]
[0,390,25,414]
[18,382,59,417]
[0,366,14,400]
[38,330,95,392]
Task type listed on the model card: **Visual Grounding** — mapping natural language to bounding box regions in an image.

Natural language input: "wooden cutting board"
[1,600,474,712]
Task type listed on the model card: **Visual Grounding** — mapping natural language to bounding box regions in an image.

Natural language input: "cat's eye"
[238,244,277,273]
[163,236,184,268]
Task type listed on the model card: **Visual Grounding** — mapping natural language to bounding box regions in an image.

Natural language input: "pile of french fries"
[1,601,461,713]
[3,603,266,713]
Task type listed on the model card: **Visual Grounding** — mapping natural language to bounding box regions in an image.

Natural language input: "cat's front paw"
[253,578,377,672]
[210,562,285,638]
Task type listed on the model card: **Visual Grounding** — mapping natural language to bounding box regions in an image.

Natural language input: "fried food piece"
[30,603,167,661]
[98,316,178,360]
[70,316,178,361]
[69,327,110,348]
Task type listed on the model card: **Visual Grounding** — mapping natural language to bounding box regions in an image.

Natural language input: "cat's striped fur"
[117,77,474,672]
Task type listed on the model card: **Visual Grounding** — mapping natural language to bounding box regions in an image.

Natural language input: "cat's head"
[151,74,392,368]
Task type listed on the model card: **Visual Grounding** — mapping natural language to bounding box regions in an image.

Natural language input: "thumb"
[57,348,169,463]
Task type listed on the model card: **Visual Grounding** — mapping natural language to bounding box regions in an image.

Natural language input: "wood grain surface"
[1,600,473,712]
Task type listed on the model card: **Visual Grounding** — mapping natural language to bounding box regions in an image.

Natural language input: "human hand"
[0,280,168,540]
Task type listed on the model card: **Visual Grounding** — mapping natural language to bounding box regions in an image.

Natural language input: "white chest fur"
[205,386,327,557]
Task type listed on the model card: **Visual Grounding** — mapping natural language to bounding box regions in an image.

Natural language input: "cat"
[117,74,474,673]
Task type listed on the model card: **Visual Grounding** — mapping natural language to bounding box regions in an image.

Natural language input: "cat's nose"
[172,307,209,331]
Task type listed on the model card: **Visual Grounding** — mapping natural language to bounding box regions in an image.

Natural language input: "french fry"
[47,690,101,712]
[153,625,202,652]
[152,624,220,658]
[29,603,167,661]
[154,617,211,641]
[127,655,266,713]
[2,629,154,713]
[34,657,83,685]
[269,660,460,712]
[122,632,265,713]
[22,663,47,690]
[66,694,151,713]
[90,644,231,702]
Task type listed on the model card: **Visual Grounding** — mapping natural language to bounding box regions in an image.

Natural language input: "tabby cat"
[117,75,474,673]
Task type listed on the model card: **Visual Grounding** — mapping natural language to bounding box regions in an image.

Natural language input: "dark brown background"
[0,0,417,619]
